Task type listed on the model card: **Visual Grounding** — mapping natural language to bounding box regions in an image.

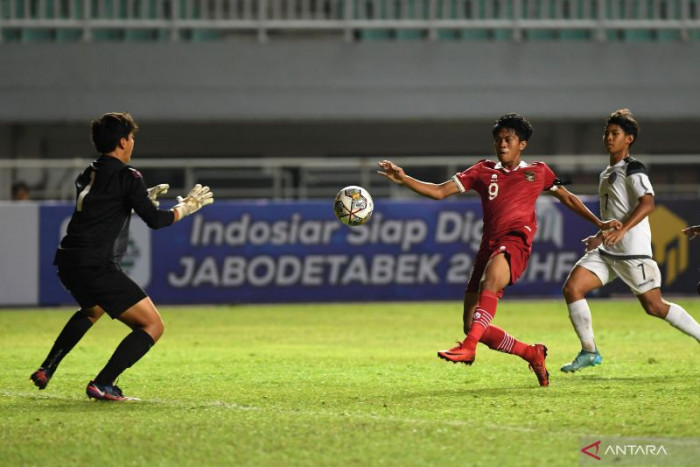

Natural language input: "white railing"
[2,154,699,200]
[2,0,700,42]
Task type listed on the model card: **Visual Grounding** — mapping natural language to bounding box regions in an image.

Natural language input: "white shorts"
[574,248,662,295]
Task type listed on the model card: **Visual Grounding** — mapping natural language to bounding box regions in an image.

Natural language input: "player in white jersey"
[560,109,700,373]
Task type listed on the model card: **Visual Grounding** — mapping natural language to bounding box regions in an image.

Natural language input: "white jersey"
[598,156,655,258]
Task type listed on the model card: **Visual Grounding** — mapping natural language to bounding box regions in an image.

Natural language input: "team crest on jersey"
[524,171,535,182]
[607,172,617,184]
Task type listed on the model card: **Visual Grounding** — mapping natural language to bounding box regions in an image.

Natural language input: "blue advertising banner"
[39,197,700,305]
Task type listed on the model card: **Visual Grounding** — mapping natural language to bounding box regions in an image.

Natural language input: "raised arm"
[377,160,460,200]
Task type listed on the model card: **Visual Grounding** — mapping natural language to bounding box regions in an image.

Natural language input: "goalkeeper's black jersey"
[54,155,174,267]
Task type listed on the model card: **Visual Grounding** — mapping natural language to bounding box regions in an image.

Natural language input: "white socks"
[567,299,597,352]
[567,300,700,349]
[665,303,700,342]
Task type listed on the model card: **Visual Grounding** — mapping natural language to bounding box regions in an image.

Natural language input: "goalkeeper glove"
[173,184,214,220]
[146,183,170,208]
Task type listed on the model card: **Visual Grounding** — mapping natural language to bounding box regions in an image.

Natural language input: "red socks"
[465,290,499,348]
[465,289,535,361]
[480,324,534,361]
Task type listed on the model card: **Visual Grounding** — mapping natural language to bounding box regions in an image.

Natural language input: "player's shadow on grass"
[402,385,549,400]
[568,374,697,383]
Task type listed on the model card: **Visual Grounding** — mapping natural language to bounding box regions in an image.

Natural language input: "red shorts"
[465,231,532,298]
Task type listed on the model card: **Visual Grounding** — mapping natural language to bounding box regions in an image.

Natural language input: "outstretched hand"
[377,160,406,184]
[147,183,170,208]
[173,184,214,220]
[682,225,700,240]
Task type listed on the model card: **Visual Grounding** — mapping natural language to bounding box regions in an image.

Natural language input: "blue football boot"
[560,350,602,373]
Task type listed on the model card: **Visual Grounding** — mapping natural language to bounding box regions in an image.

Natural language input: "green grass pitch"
[1,299,698,466]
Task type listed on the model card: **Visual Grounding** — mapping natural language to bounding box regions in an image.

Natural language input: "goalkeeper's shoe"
[560,349,602,373]
[30,367,53,390]
[527,344,550,387]
[437,339,476,365]
[86,381,140,401]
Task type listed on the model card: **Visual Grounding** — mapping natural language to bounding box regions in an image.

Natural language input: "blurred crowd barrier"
[2,155,700,201]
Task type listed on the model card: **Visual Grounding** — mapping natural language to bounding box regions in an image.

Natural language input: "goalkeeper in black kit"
[30,112,214,401]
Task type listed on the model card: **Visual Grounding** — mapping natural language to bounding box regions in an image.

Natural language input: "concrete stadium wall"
[2,41,700,123]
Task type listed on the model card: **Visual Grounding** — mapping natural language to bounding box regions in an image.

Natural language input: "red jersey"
[453,159,558,245]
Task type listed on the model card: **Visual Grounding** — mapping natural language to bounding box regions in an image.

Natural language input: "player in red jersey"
[378,114,621,386]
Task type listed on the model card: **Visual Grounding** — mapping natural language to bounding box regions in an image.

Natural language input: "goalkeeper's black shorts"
[57,263,147,319]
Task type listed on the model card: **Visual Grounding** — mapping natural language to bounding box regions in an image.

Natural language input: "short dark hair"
[492,113,533,142]
[11,181,29,197]
[606,108,639,147]
[90,112,139,154]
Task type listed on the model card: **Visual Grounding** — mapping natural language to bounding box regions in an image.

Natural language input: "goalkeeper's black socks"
[41,309,93,375]
[94,329,155,385]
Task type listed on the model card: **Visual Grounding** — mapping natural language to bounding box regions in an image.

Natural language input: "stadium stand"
[2,0,700,43]
[1,0,700,201]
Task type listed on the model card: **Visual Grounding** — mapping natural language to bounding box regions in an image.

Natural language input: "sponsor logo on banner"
[59,215,151,288]
[649,205,688,286]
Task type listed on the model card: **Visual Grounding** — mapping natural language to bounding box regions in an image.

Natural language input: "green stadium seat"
[55,29,83,41]
[88,0,119,41]
[455,0,490,41]
[52,0,82,41]
[558,30,590,41]
[191,30,223,41]
[1,30,19,42]
[2,0,696,43]
[394,0,425,40]
[354,0,390,41]
[526,30,556,41]
[624,30,653,41]
[656,30,681,42]
[18,0,54,42]
[357,29,392,40]
[493,0,514,41]
[185,0,223,42]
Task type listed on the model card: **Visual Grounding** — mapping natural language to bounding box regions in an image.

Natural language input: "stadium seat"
[455,0,490,41]
[394,0,425,41]
[187,0,223,42]
[624,30,653,41]
[656,30,681,42]
[49,0,81,41]
[3,0,51,42]
[489,0,513,41]
[356,0,391,41]
[87,0,120,41]
[2,0,698,43]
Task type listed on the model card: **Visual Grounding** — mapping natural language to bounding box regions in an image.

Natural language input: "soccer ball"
[333,185,374,226]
